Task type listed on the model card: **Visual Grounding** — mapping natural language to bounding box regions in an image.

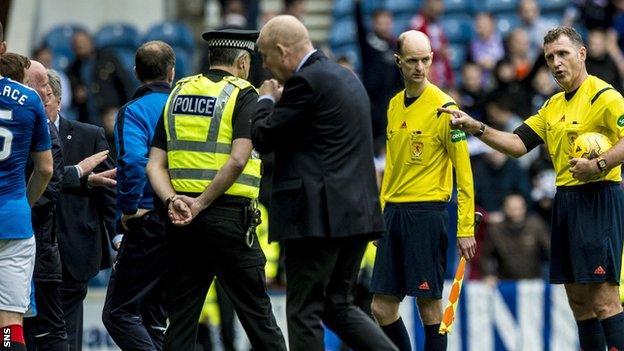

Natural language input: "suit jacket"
[251,50,385,242]
[29,122,64,282]
[56,117,116,282]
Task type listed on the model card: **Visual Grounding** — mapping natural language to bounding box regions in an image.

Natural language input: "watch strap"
[473,122,486,137]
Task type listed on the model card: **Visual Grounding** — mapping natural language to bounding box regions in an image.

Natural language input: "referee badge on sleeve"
[617,115,624,127]
[450,130,466,143]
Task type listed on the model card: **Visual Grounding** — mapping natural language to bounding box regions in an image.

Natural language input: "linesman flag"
[439,256,466,334]
[439,212,483,334]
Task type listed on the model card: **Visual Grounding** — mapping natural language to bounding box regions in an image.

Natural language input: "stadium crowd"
[1,0,624,350]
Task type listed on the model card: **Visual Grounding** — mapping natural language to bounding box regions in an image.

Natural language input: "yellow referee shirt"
[523,75,624,186]
[381,83,475,237]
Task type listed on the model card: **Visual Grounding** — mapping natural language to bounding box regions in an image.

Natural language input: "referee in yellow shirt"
[370,30,476,351]
[442,26,624,351]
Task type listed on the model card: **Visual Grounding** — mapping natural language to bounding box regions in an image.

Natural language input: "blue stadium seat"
[110,49,135,74]
[453,68,462,86]
[329,18,357,47]
[337,0,387,17]
[495,14,521,37]
[51,55,72,72]
[331,44,362,72]
[99,46,140,90]
[444,0,475,14]
[386,0,421,14]
[393,14,413,37]
[173,49,193,81]
[541,14,562,27]
[441,14,474,44]
[43,24,86,54]
[43,24,87,71]
[95,23,140,49]
[95,24,142,90]
[362,0,385,14]
[483,0,518,13]
[447,44,467,70]
[537,0,567,12]
[333,0,353,19]
[144,22,195,53]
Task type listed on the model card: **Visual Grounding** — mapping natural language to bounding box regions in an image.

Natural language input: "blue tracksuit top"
[114,82,170,224]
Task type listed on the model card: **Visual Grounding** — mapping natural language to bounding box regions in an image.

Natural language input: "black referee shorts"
[370,202,449,299]
[550,181,624,284]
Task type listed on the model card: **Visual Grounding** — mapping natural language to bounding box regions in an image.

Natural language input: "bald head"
[258,15,311,51]
[28,60,46,77]
[27,60,51,103]
[397,30,431,56]
[395,31,433,89]
[257,15,315,83]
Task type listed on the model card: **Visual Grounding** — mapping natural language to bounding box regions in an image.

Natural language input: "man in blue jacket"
[102,40,175,351]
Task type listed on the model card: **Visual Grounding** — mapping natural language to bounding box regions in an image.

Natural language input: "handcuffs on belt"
[244,199,262,248]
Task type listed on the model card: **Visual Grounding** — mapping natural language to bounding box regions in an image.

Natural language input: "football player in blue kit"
[0,22,53,351]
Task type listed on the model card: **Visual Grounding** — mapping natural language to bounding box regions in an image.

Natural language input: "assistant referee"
[370,30,476,351]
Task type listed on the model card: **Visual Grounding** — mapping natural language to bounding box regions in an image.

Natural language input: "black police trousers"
[102,212,168,351]
[163,204,286,351]
[24,281,69,351]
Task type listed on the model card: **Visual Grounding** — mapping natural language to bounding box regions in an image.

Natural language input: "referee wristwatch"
[596,157,608,173]
[473,122,486,138]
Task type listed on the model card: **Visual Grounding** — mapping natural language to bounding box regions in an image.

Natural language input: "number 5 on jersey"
[0,110,14,161]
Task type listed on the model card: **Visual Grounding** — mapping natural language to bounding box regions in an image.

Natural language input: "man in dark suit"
[55,98,116,351]
[20,60,70,351]
[252,15,398,351]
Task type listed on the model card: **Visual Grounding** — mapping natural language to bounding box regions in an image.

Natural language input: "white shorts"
[0,236,35,314]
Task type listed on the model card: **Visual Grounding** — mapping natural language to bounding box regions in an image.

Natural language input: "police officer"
[146,29,286,351]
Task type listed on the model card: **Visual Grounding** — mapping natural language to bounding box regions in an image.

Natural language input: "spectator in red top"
[408,0,454,88]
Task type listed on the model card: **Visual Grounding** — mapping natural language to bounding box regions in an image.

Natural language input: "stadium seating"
[95,23,141,89]
[332,43,362,71]
[362,0,385,14]
[144,21,195,53]
[173,50,194,81]
[386,0,421,14]
[495,13,521,37]
[537,0,568,13]
[144,22,195,79]
[441,14,474,44]
[393,14,413,37]
[95,23,140,50]
[448,43,467,70]
[541,13,563,27]
[483,0,518,14]
[333,0,354,19]
[329,17,357,47]
[43,24,86,71]
[444,0,475,15]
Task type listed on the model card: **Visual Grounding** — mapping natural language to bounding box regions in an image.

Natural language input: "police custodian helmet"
[201,28,259,53]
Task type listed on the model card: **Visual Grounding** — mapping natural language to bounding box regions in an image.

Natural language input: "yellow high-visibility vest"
[163,74,261,199]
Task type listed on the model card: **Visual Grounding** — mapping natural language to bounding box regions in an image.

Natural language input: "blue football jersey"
[0,78,51,239]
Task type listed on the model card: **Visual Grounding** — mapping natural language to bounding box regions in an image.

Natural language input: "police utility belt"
[162,75,263,248]
[197,199,261,248]
[244,198,261,248]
